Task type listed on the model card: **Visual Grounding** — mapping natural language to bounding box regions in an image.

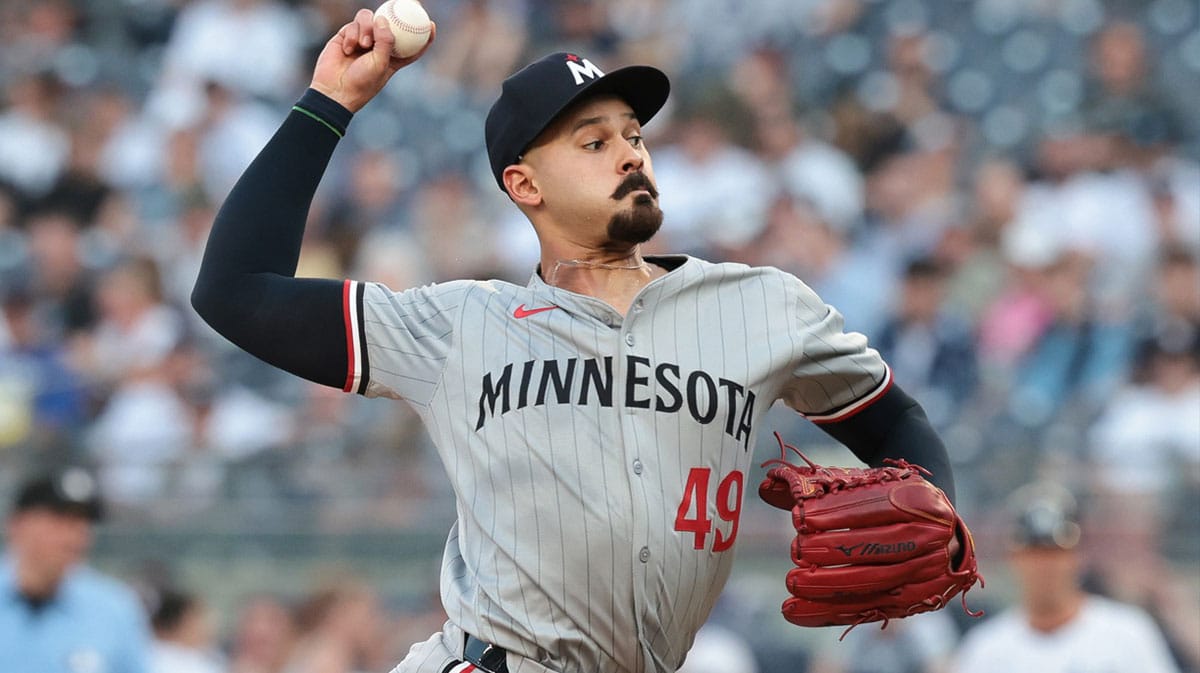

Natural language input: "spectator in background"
[0,0,80,78]
[1138,247,1200,350]
[650,88,773,257]
[0,467,150,673]
[1003,250,1133,429]
[1018,118,1160,319]
[0,70,70,198]
[150,589,225,673]
[873,257,978,429]
[732,194,889,337]
[753,105,865,234]
[1085,321,1200,673]
[1111,104,1200,252]
[83,256,184,386]
[21,207,97,343]
[409,171,506,282]
[942,157,1026,325]
[1090,322,1200,508]
[1081,21,1186,167]
[951,482,1179,673]
[426,0,529,100]
[87,338,295,513]
[0,285,88,450]
[287,578,390,673]
[857,127,960,287]
[152,0,306,110]
[193,81,283,203]
[320,149,413,271]
[228,595,297,673]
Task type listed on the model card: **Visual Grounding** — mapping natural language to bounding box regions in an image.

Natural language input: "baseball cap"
[12,467,104,522]
[484,52,671,191]
[1009,483,1081,551]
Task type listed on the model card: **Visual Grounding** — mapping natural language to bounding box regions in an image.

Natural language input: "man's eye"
[583,140,604,151]
[628,135,644,148]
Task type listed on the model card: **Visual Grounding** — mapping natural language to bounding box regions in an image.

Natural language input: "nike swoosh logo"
[513,304,559,319]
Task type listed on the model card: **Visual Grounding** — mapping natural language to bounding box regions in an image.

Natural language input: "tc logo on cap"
[565,54,605,85]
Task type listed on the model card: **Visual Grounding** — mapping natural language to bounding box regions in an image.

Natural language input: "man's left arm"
[816,383,955,504]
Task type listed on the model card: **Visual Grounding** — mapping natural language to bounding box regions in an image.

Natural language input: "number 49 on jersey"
[674,467,744,552]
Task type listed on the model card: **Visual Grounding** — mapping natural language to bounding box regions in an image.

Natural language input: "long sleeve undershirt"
[191,89,352,389]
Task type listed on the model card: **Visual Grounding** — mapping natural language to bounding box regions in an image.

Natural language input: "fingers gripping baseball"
[310,9,436,113]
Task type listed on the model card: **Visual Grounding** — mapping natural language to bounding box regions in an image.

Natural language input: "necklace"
[548,258,650,285]
[553,258,648,272]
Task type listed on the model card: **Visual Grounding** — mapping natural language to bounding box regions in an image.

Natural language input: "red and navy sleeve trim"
[805,366,894,424]
[342,280,370,394]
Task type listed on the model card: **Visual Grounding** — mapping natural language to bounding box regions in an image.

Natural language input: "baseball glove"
[758,433,983,637]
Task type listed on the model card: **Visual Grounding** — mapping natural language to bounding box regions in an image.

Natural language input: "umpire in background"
[0,467,150,673]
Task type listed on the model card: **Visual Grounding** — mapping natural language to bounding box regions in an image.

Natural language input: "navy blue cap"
[484,52,670,191]
[13,467,104,522]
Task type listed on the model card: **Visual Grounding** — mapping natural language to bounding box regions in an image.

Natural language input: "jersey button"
[633,300,644,312]
[632,459,643,475]
[625,333,635,346]
[639,547,650,563]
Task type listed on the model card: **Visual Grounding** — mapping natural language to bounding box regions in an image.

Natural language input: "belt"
[464,634,510,673]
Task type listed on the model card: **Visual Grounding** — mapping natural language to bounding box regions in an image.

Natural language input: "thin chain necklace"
[548,258,649,285]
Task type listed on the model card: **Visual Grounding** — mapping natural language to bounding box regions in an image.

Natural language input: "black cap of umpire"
[484,52,670,191]
[12,467,105,522]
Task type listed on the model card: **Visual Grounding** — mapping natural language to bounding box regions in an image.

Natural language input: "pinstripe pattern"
[356,256,888,673]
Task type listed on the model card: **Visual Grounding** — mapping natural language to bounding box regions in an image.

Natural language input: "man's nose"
[619,144,644,174]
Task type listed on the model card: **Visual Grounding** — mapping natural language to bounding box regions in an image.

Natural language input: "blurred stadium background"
[0,0,1197,671]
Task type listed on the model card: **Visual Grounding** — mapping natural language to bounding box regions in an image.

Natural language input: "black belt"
[464,634,510,673]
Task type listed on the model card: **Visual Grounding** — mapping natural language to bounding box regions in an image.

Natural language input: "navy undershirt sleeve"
[818,384,957,503]
[191,89,355,389]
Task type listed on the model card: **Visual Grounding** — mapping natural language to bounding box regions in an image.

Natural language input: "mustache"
[612,172,659,200]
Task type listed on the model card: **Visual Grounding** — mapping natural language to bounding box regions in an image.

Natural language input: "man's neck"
[541,247,665,315]
[1026,592,1086,634]
[15,561,67,606]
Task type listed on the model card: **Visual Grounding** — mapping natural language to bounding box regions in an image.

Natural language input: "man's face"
[8,509,93,580]
[521,95,663,248]
[1010,546,1081,610]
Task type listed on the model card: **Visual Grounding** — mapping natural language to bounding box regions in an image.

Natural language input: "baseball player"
[192,10,964,673]
[951,484,1180,673]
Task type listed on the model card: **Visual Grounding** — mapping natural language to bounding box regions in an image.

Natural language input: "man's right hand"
[310,9,436,113]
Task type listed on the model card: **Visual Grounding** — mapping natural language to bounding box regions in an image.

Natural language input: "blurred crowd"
[0,0,1198,671]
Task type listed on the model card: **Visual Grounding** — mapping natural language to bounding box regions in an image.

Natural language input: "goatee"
[607,197,663,244]
[607,173,663,245]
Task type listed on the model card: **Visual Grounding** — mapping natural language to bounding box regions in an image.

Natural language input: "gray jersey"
[343,255,890,673]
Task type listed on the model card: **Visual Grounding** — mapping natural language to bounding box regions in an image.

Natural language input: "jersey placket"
[555,292,652,670]
[613,295,665,671]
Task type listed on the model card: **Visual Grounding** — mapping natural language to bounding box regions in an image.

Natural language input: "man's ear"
[504,165,541,207]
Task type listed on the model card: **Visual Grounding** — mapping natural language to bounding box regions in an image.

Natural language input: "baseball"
[376,0,433,59]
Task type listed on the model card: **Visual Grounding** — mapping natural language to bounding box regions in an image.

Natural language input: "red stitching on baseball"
[383,3,431,34]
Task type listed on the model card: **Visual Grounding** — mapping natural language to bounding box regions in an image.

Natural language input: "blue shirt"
[0,556,149,673]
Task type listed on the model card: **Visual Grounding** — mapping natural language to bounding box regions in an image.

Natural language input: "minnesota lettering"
[475,355,756,449]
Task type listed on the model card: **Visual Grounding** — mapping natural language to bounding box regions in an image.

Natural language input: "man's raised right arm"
[190,10,435,388]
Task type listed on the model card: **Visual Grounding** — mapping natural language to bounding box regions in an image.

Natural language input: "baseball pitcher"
[192,10,980,673]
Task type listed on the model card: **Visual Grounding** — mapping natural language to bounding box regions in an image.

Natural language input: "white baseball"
[376,0,432,59]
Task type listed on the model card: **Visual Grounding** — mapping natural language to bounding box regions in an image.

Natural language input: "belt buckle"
[464,634,508,673]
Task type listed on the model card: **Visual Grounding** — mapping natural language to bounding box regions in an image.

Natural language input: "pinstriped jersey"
[341,255,890,673]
